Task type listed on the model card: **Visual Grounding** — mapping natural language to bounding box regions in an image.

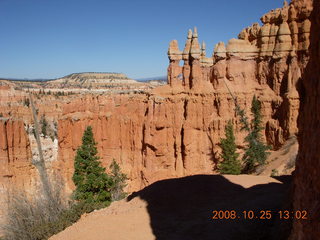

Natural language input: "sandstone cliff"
[167,0,312,144]
[1,0,312,192]
[0,1,314,234]
[290,0,319,238]
[52,0,313,208]
[0,118,32,176]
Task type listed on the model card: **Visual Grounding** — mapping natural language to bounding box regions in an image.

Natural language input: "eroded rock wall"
[290,0,320,238]
[55,84,281,193]
[167,0,312,148]
[1,0,311,192]
[0,118,36,229]
[0,0,315,226]
[0,119,32,176]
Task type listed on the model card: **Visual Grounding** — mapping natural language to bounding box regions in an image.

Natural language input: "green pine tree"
[72,126,112,206]
[219,121,241,175]
[109,159,128,201]
[242,96,270,173]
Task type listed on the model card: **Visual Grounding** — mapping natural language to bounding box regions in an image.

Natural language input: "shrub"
[109,159,128,201]
[23,98,30,107]
[271,169,279,177]
[0,172,109,240]
[1,177,67,240]
[32,127,36,138]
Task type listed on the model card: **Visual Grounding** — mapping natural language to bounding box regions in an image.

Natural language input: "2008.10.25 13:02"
[211,210,308,220]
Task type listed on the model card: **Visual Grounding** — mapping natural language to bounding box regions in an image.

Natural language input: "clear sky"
[0,0,284,79]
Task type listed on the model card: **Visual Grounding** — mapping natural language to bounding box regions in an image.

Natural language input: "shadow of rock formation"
[128,175,292,240]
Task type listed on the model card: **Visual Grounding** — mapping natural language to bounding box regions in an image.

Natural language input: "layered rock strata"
[1,0,312,191]
[0,1,314,230]
[290,0,320,239]
[167,0,311,144]
[56,89,279,192]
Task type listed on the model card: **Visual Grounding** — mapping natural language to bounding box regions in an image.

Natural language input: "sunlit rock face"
[0,0,315,235]
[167,0,312,149]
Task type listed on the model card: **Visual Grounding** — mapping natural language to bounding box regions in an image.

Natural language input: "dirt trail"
[51,174,292,240]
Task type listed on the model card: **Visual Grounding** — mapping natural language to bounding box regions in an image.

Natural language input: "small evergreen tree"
[23,98,30,107]
[109,159,128,201]
[235,104,250,132]
[218,121,241,175]
[242,96,270,173]
[40,115,48,137]
[72,126,112,206]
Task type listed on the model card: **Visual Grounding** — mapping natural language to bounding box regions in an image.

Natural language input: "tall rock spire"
[201,41,206,57]
[168,40,182,61]
[167,40,182,87]
[183,29,192,60]
[182,29,193,89]
[213,42,227,60]
[190,27,201,59]
[192,26,198,38]
[200,41,213,67]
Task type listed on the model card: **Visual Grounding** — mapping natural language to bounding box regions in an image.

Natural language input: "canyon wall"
[290,0,319,238]
[0,0,312,194]
[0,118,39,229]
[58,12,312,188]
[56,89,276,192]
[167,0,312,143]
[0,2,316,234]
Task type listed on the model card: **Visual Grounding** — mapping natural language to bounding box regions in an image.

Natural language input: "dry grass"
[0,96,102,240]
[1,175,109,240]
[1,177,67,240]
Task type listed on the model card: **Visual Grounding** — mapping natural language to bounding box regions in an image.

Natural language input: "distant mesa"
[0,72,134,83]
[135,76,167,86]
[51,72,138,86]
[0,72,167,91]
[135,76,167,82]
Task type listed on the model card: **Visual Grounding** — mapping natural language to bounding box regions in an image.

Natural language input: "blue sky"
[0,0,283,79]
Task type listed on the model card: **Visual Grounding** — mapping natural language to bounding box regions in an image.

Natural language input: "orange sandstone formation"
[0,1,314,231]
[0,119,32,176]
[1,0,311,191]
[167,0,311,142]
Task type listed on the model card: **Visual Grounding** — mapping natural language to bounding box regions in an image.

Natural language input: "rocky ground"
[257,136,298,176]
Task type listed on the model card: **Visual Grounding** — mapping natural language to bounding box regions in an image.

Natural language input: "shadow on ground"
[128,175,292,240]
